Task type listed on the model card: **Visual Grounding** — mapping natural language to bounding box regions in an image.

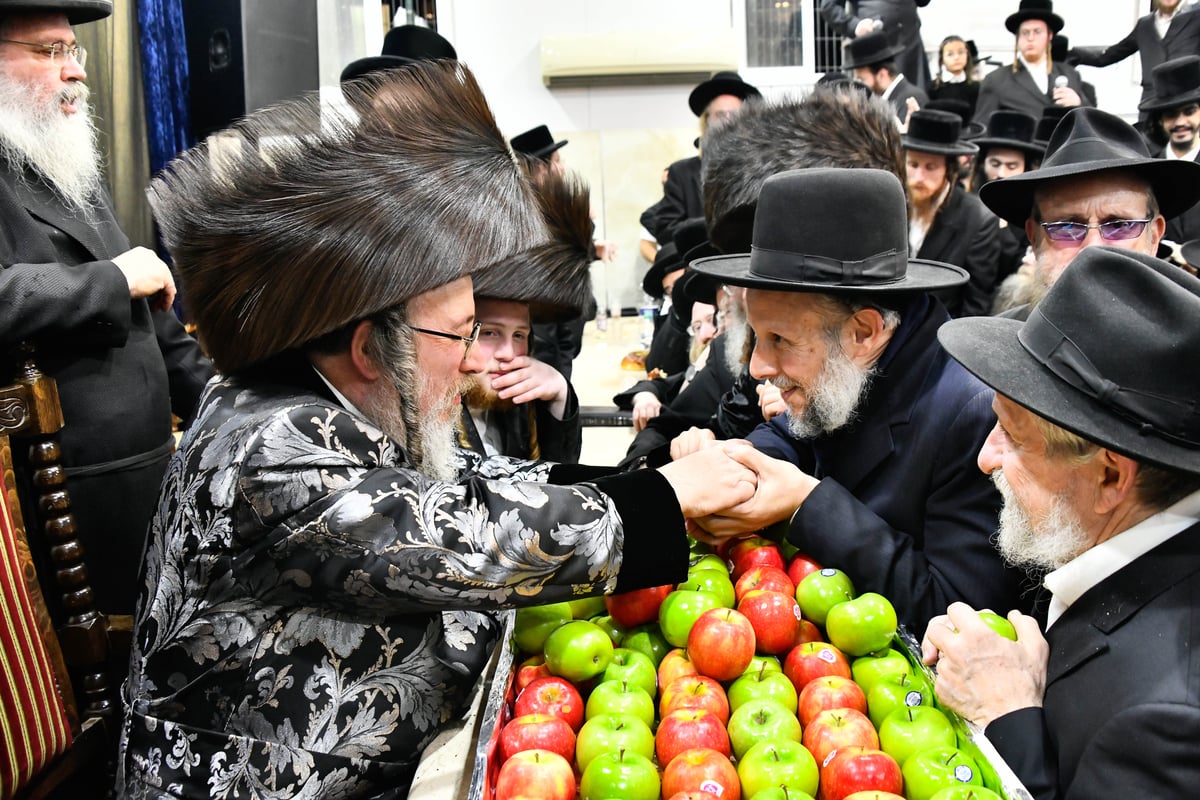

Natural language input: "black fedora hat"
[0,0,110,23]
[691,168,968,294]
[980,106,1200,226]
[340,25,457,83]
[842,31,906,70]
[1032,104,1070,148]
[902,109,981,156]
[973,110,1045,158]
[1140,55,1200,113]
[688,71,761,117]
[1005,0,1064,34]
[1182,239,1200,270]
[672,220,723,313]
[940,246,1200,474]
[925,98,986,138]
[642,240,683,299]
[510,125,568,160]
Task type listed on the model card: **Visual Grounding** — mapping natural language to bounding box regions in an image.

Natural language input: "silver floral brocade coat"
[117,366,688,799]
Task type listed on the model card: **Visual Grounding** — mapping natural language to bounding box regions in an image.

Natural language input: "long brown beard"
[464,379,515,413]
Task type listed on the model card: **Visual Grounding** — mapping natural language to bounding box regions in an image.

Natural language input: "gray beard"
[721,318,751,377]
[992,468,1091,574]
[360,369,465,483]
[780,340,875,439]
[0,73,102,210]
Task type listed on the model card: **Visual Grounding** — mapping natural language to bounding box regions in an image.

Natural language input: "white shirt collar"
[1164,138,1200,162]
[1017,54,1049,94]
[1044,488,1200,627]
[881,73,907,102]
[313,366,364,416]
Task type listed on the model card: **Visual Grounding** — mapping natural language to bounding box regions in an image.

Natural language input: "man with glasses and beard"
[0,0,210,615]
[117,63,764,800]
[981,106,1200,318]
[923,247,1200,799]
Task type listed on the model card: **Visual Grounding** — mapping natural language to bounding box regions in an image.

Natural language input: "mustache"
[59,82,88,105]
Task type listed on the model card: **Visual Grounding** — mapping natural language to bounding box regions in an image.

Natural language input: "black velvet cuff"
[548,463,619,484]
[589,469,689,593]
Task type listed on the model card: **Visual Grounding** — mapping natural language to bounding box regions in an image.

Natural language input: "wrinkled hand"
[1053,86,1082,107]
[756,383,787,422]
[631,391,662,432]
[670,426,719,461]
[490,356,569,419]
[113,246,176,311]
[658,441,758,519]
[690,441,819,536]
[921,602,1049,727]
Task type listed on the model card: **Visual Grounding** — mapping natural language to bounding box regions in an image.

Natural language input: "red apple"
[514,676,585,732]
[659,648,699,690]
[819,747,904,800]
[687,608,756,682]
[843,793,906,800]
[605,583,674,628]
[515,655,553,692]
[662,747,742,800]
[738,590,804,654]
[660,674,731,725]
[666,793,724,800]
[735,566,795,601]
[728,537,786,581]
[786,552,822,586]
[797,675,868,727]
[783,641,852,694]
[494,748,575,800]
[655,708,731,766]
[802,708,879,765]
[499,712,576,763]
[796,618,824,646]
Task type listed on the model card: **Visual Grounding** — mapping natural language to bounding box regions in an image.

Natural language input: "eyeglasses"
[1038,218,1152,243]
[409,320,481,357]
[0,39,86,67]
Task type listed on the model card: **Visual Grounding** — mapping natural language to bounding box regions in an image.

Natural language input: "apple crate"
[466,613,1034,800]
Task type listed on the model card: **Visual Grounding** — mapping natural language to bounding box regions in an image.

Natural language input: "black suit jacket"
[886,75,929,122]
[820,0,933,89]
[639,155,703,245]
[974,62,1094,125]
[1161,148,1200,245]
[918,186,1001,317]
[1072,8,1200,112]
[0,166,212,613]
[986,524,1200,799]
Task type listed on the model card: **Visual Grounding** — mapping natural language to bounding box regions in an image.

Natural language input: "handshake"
[656,439,819,545]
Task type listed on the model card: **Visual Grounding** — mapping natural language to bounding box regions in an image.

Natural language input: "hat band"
[1020,309,1200,447]
[748,246,907,286]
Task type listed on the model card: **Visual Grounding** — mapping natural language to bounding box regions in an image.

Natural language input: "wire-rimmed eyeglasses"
[409,321,482,358]
[1039,218,1152,243]
[0,39,86,67]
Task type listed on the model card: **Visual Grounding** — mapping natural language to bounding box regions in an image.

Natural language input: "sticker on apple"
[818,648,837,664]
[905,690,924,707]
[700,780,726,796]
[954,765,976,782]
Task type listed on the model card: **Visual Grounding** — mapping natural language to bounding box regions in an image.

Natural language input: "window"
[744,0,843,73]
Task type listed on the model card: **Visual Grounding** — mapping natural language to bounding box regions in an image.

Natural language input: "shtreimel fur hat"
[149,62,545,374]
[472,169,595,323]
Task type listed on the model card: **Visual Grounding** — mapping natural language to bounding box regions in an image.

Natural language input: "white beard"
[0,72,102,210]
[992,468,1091,573]
[721,314,751,377]
[359,368,464,483]
[779,340,875,439]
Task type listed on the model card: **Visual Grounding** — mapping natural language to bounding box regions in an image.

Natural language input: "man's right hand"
[114,246,177,311]
[658,443,757,520]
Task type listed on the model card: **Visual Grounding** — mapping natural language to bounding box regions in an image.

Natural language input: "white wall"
[432,0,1146,310]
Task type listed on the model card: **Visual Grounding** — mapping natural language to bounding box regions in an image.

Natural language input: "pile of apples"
[497,535,1009,800]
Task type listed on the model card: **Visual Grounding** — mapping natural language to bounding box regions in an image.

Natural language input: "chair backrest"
[0,345,117,798]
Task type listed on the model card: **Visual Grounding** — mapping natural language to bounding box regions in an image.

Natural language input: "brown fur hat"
[149,62,545,374]
[472,169,595,322]
[702,85,904,254]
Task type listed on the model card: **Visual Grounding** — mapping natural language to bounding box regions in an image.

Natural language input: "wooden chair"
[0,345,120,798]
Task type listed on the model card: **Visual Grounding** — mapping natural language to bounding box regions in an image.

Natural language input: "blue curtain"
[136,0,192,176]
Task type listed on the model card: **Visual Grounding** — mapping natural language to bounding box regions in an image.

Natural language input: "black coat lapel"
[12,169,127,261]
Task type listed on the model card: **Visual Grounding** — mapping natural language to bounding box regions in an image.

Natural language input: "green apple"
[584,680,655,729]
[574,713,655,772]
[737,739,820,798]
[567,596,608,620]
[544,619,614,682]
[794,568,855,626]
[977,611,1018,641]
[727,668,799,714]
[622,623,670,667]
[851,649,913,695]
[514,602,572,654]
[579,748,660,800]
[901,746,985,800]
[748,788,816,800]
[591,614,628,646]
[742,654,784,677]
[867,672,933,728]
[929,786,1005,800]
[727,699,803,759]
[825,592,898,656]
[658,589,723,647]
[689,553,727,573]
[878,705,959,766]
[600,648,657,697]
[677,569,737,609]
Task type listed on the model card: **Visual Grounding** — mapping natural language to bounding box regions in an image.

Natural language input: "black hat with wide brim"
[1140,55,1200,113]
[688,71,761,117]
[1005,0,1064,34]
[510,125,567,160]
[972,110,1045,158]
[980,106,1200,227]
[842,30,907,70]
[939,246,1200,474]
[902,109,980,156]
[341,25,457,83]
[924,98,986,138]
[691,168,968,294]
[0,0,110,23]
